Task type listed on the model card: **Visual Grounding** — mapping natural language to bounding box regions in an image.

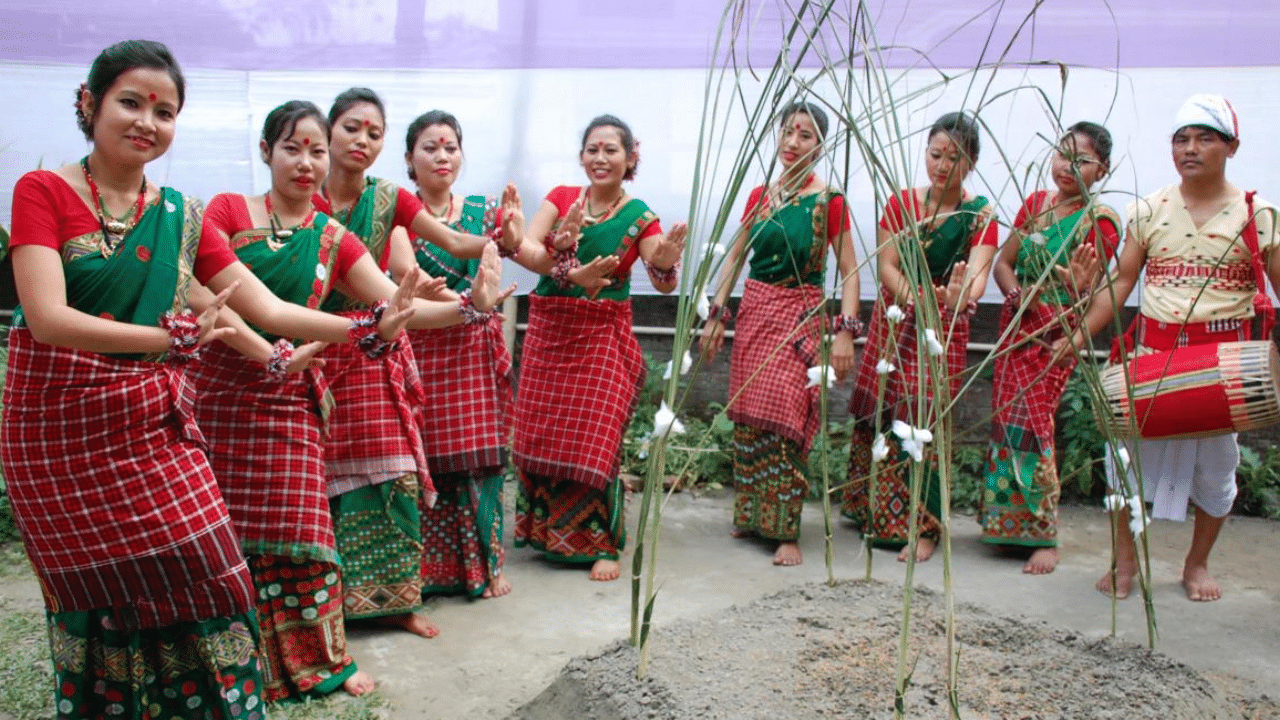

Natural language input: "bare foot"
[897,536,936,562]
[481,573,512,598]
[342,670,376,696]
[772,541,802,566]
[1095,566,1136,599]
[589,559,621,581]
[1182,562,1222,602]
[1023,547,1059,575]
[372,612,439,638]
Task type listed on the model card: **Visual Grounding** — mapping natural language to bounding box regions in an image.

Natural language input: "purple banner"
[1,1,1277,70]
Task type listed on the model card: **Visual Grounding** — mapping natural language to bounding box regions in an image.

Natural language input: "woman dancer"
[396,110,515,598]
[844,111,998,562]
[313,88,517,632]
[0,39,269,720]
[700,101,861,567]
[192,100,508,701]
[510,114,686,581]
[980,122,1119,574]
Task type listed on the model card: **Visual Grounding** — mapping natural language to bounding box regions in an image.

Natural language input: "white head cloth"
[1173,94,1238,139]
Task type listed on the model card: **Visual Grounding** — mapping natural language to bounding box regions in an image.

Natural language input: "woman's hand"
[378,267,420,340]
[551,201,584,252]
[471,241,517,313]
[568,255,621,299]
[649,222,687,269]
[1049,330,1084,368]
[933,261,969,314]
[700,317,726,361]
[197,281,239,347]
[288,341,329,373]
[1056,241,1102,298]
[500,183,524,253]
[414,275,457,302]
[832,331,855,381]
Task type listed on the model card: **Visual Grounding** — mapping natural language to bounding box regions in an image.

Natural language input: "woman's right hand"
[568,255,621,299]
[551,201,585,252]
[288,341,329,373]
[197,281,239,347]
[378,267,420,340]
[700,317,726,360]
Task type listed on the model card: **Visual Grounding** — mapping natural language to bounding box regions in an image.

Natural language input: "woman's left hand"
[288,341,329,373]
[471,241,517,313]
[831,332,855,381]
[650,222,687,269]
[414,275,458,302]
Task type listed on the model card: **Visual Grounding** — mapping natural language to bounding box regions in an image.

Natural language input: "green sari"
[533,198,657,301]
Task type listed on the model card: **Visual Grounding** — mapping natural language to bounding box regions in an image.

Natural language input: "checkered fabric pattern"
[512,295,646,489]
[850,288,970,424]
[0,329,254,628]
[318,328,433,502]
[990,296,1076,451]
[409,314,513,475]
[726,279,825,451]
[185,341,339,562]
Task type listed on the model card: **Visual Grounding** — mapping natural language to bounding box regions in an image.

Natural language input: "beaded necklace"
[264,192,315,249]
[583,187,625,225]
[80,156,146,256]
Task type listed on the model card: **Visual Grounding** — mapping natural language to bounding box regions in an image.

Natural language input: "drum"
[1098,340,1280,439]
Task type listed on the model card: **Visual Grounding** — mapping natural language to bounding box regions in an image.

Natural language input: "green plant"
[1236,444,1280,519]
[1055,363,1108,502]
[949,443,986,513]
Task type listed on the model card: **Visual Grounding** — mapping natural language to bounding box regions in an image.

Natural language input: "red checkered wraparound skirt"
[726,279,824,451]
[410,314,513,475]
[512,295,646,489]
[319,330,434,504]
[850,288,971,424]
[186,341,339,563]
[0,328,254,629]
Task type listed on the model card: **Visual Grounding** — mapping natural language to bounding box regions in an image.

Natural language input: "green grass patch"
[0,604,52,720]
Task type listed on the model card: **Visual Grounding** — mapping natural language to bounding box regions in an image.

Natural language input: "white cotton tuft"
[924,328,945,356]
[875,358,896,375]
[886,305,906,322]
[652,401,686,438]
[806,365,836,388]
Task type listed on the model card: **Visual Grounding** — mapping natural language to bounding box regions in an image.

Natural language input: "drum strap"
[1241,191,1275,340]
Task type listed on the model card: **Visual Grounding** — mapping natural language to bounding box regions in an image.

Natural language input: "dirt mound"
[507,581,1278,720]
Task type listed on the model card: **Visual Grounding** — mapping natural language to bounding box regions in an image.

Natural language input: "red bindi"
[148,92,157,101]
[302,138,310,145]
[363,119,371,127]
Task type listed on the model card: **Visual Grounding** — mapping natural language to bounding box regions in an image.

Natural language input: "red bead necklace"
[80,156,146,254]
[264,192,315,244]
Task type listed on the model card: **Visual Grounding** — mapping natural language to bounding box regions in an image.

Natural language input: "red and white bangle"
[707,303,733,326]
[645,260,679,285]
[158,309,203,364]
[265,338,294,381]
[457,289,491,325]
[349,300,395,359]
[551,248,581,290]
[489,225,518,259]
[832,313,866,339]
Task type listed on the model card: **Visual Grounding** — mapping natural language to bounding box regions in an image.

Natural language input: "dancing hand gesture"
[196,281,239,346]
[649,222,687,270]
[378,267,420,341]
[499,183,524,254]
[551,201,585,252]
[472,241,518,313]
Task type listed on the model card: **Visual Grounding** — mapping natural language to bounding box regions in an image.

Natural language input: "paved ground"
[341,489,1280,719]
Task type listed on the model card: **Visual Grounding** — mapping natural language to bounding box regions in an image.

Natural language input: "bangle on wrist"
[158,309,203,365]
[348,300,394,359]
[707,303,733,327]
[457,289,492,325]
[489,225,518,259]
[646,259,679,285]
[832,313,865,339]
[551,248,581,290]
[265,338,294,380]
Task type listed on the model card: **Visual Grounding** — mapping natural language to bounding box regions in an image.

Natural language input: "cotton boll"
[923,328,944,356]
[886,305,905,322]
[806,365,836,388]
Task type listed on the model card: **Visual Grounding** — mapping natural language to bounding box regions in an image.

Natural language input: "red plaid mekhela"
[726,278,825,451]
[186,341,340,563]
[409,312,513,476]
[512,295,646,489]
[989,294,1076,455]
[0,328,255,628]
[850,287,971,424]
[320,329,435,505]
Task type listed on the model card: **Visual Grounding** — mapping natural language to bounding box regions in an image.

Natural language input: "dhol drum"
[1098,340,1280,439]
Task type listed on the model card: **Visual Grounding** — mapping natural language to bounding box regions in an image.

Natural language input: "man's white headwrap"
[1173,94,1238,140]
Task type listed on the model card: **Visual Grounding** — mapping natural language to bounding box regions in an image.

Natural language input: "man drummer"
[1056,94,1280,602]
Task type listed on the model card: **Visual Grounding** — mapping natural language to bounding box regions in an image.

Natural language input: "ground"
[2,492,1279,719]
